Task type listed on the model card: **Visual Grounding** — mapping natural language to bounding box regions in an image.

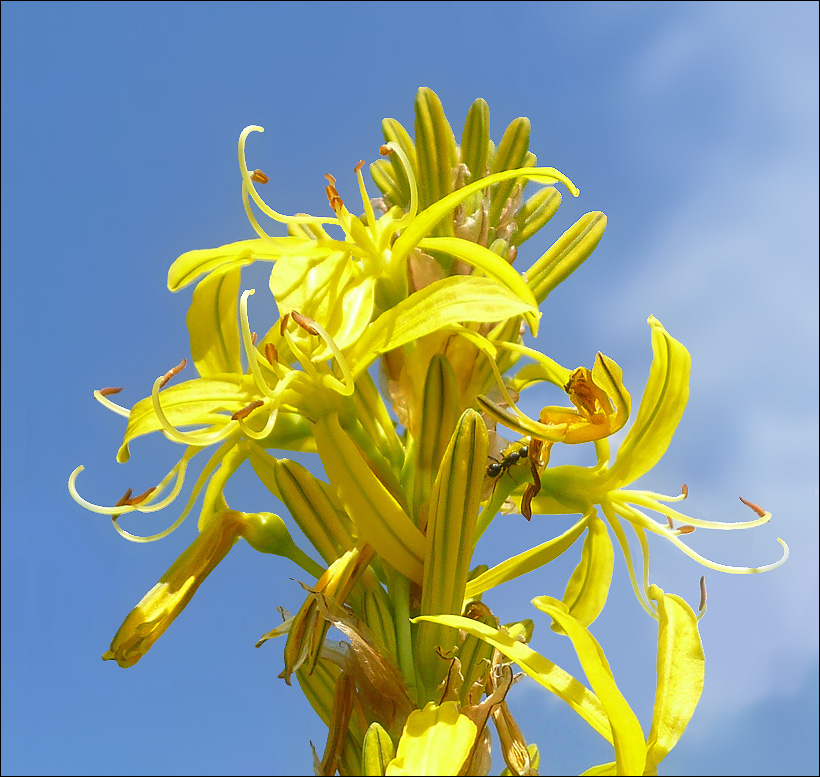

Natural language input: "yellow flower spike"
[530,597,646,776]
[386,701,478,777]
[314,413,425,582]
[102,509,246,668]
[417,409,489,695]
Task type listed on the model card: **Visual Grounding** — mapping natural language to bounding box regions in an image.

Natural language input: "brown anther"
[681,483,689,498]
[127,487,156,506]
[159,358,187,388]
[666,516,675,530]
[280,313,290,336]
[291,310,319,336]
[699,575,708,611]
[264,343,279,365]
[100,386,123,396]
[114,488,134,508]
[354,160,365,174]
[739,496,767,517]
[251,169,269,184]
[231,399,265,421]
[379,144,393,156]
[678,525,696,535]
[250,331,258,346]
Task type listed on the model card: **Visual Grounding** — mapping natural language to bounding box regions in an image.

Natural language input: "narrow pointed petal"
[603,317,690,490]
[350,276,536,377]
[413,614,614,746]
[187,266,243,377]
[465,517,587,599]
[417,236,540,334]
[553,511,614,631]
[644,584,705,772]
[531,597,646,775]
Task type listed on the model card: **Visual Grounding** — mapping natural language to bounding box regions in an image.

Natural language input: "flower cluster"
[71,88,787,775]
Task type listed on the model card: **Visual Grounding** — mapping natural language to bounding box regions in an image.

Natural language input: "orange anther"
[264,343,279,365]
[114,488,134,507]
[678,525,696,535]
[100,386,123,396]
[251,169,269,184]
[324,173,336,185]
[354,160,365,173]
[127,487,156,506]
[681,483,689,498]
[739,496,767,517]
[231,400,265,421]
[666,516,675,530]
[280,313,290,336]
[379,144,393,156]
[159,358,187,388]
[291,310,319,336]
[251,331,258,346]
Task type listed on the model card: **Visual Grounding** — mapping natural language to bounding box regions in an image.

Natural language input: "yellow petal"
[531,597,646,775]
[386,702,477,776]
[644,584,705,772]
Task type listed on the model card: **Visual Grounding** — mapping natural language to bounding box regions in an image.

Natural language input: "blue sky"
[1,2,817,775]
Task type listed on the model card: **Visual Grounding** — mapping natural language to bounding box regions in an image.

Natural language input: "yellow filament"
[238,126,339,228]
[93,389,131,418]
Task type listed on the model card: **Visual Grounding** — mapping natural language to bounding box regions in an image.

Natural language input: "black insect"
[486,443,529,479]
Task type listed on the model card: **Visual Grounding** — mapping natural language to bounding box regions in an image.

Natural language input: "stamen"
[666,516,674,530]
[94,388,130,418]
[378,141,419,233]
[325,173,344,212]
[159,358,187,388]
[115,488,134,507]
[699,576,707,613]
[251,169,269,184]
[128,487,156,506]
[265,343,279,365]
[100,387,123,396]
[739,496,766,517]
[231,400,265,421]
[291,310,319,336]
[681,483,689,498]
[354,160,377,227]
[238,405,279,441]
[110,442,234,544]
[280,313,290,336]
[240,290,280,399]
[238,126,338,228]
[677,525,696,535]
[251,331,258,346]
[296,316,355,397]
